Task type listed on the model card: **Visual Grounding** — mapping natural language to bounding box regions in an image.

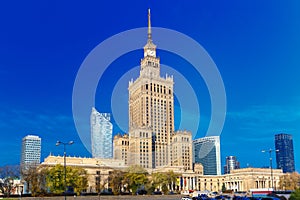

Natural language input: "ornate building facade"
[41,155,284,193]
[113,133,129,165]
[41,155,126,193]
[171,130,193,170]
[128,9,174,168]
[196,168,284,192]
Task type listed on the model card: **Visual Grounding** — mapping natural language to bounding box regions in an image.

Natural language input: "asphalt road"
[18,195,183,200]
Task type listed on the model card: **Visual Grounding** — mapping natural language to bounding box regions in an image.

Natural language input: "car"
[181,190,190,195]
[100,189,113,195]
[181,196,192,200]
[168,191,176,195]
[152,190,162,195]
[136,189,147,195]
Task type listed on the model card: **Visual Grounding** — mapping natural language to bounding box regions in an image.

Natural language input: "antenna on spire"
[148,8,152,40]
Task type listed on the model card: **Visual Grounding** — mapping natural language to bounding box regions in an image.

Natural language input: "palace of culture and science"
[41,10,285,193]
[115,9,192,170]
[129,9,176,168]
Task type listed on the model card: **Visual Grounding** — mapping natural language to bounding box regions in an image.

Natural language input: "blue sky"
[0,1,299,172]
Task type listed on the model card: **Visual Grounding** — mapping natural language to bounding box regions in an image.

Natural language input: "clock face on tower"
[144,49,155,57]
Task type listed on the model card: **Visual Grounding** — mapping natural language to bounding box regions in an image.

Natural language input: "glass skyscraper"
[275,133,295,173]
[90,107,113,158]
[193,136,221,175]
[21,135,41,166]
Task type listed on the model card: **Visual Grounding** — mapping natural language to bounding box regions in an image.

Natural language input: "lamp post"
[262,149,279,191]
[96,163,101,200]
[56,140,74,200]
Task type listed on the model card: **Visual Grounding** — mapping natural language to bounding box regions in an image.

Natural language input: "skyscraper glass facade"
[193,136,221,175]
[90,107,113,158]
[275,133,295,173]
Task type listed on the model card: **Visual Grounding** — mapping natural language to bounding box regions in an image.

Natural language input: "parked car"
[100,189,113,195]
[181,196,192,200]
[136,189,147,195]
[152,190,162,195]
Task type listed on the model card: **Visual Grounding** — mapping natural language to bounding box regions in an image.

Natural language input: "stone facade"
[196,168,284,192]
[113,133,129,165]
[128,9,174,168]
[171,130,193,170]
[41,155,284,193]
[41,155,126,193]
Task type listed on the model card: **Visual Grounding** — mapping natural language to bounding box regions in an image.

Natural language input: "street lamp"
[56,140,74,200]
[262,149,279,191]
[96,163,101,200]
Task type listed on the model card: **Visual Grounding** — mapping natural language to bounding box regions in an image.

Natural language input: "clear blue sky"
[0,1,299,172]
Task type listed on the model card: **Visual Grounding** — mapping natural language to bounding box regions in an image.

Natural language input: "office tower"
[90,107,113,158]
[113,133,129,165]
[193,136,221,175]
[275,133,295,173]
[21,135,41,166]
[128,9,174,168]
[224,156,240,174]
[171,130,193,170]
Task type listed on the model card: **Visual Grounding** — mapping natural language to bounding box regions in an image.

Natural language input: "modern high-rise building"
[21,135,41,166]
[275,133,295,173]
[193,136,221,175]
[128,9,174,168]
[224,156,240,174]
[90,107,113,158]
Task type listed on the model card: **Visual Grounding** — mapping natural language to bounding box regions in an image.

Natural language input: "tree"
[0,165,19,179]
[21,164,47,196]
[46,164,88,195]
[108,170,126,194]
[150,171,180,194]
[151,172,167,188]
[124,165,148,194]
[0,177,14,197]
[165,170,180,191]
[290,188,300,200]
[0,165,20,197]
[222,183,226,192]
[70,167,88,195]
[278,172,300,190]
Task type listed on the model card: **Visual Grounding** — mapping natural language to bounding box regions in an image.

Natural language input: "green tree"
[151,172,167,188]
[290,188,300,200]
[150,171,180,194]
[165,170,180,192]
[46,164,88,195]
[124,165,148,194]
[221,183,226,192]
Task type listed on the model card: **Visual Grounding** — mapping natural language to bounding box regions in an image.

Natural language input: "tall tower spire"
[148,8,152,41]
[143,8,156,58]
